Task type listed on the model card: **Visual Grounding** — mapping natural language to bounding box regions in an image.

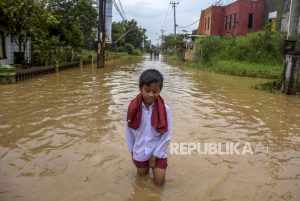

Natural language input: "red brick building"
[198,7,224,35]
[198,0,265,36]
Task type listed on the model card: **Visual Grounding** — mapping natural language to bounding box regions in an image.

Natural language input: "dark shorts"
[133,157,168,169]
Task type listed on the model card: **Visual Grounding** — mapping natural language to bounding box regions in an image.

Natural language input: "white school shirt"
[125,102,172,161]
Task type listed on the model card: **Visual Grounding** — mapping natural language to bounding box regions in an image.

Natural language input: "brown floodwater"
[0,56,300,201]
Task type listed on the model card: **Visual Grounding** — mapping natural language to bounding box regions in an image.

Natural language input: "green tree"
[123,19,146,49]
[162,34,185,52]
[46,0,97,49]
[32,35,60,66]
[112,22,125,46]
[0,0,56,64]
[111,19,148,50]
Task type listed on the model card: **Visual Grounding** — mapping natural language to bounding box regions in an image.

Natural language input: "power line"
[117,0,127,20]
[164,5,174,31]
[213,0,235,6]
[177,19,200,28]
[223,0,235,6]
[114,26,134,44]
[113,0,125,20]
[214,0,223,6]
[161,3,171,30]
[160,2,174,35]
[114,21,143,45]
[113,0,126,21]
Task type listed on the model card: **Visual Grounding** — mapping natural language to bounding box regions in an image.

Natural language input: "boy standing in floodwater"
[125,69,172,186]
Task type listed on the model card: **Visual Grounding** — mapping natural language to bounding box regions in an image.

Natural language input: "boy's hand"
[149,155,156,168]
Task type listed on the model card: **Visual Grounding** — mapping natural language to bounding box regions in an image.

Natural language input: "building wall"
[198,0,265,37]
[0,35,13,66]
[0,34,31,66]
[198,7,212,35]
[198,11,205,34]
[223,1,239,36]
[236,0,265,35]
[211,6,225,36]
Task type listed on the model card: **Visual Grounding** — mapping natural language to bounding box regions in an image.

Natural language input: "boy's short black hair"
[139,69,164,90]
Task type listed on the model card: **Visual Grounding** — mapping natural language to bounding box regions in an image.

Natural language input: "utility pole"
[287,0,300,40]
[160,29,165,46]
[170,1,179,38]
[282,0,300,95]
[142,34,145,52]
[97,0,106,68]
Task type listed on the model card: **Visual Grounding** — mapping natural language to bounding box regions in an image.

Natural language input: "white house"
[0,31,31,67]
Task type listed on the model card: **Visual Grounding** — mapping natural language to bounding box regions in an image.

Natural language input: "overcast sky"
[112,0,214,45]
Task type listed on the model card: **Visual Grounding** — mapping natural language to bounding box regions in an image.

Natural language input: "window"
[229,14,232,29]
[0,32,6,59]
[248,13,253,28]
[225,16,228,30]
[208,17,210,30]
[233,13,236,28]
[205,18,207,30]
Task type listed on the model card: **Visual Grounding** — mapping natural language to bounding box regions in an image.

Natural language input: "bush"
[118,43,143,55]
[121,43,135,55]
[132,48,142,56]
[220,30,284,64]
[194,36,223,64]
[193,30,284,66]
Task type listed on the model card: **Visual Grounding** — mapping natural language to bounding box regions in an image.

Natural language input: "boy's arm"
[153,106,172,158]
[125,124,135,154]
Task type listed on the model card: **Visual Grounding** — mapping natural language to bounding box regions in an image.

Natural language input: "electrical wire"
[223,0,236,6]
[161,3,171,30]
[164,5,174,32]
[117,0,127,20]
[214,0,223,6]
[177,18,200,28]
[114,26,134,44]
[113,0,126,21]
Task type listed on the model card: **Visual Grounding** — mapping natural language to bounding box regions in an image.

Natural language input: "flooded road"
[0,56,300,201]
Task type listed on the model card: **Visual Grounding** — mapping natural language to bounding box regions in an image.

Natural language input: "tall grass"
[190,30,285,78]
[194,30,284,65]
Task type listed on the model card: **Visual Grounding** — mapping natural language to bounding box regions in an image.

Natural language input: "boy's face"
[140,83,161,105]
